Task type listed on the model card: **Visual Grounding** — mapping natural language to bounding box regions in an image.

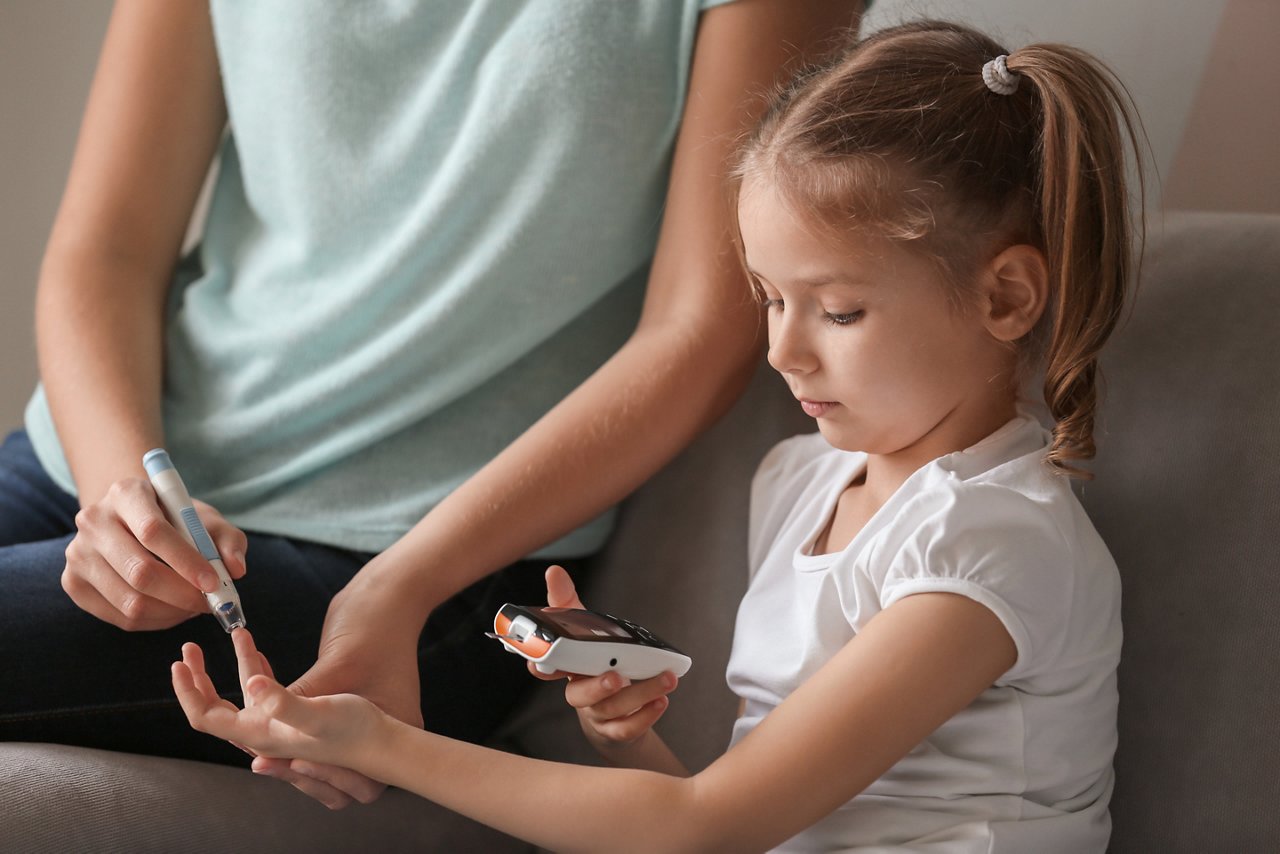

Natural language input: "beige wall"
[862,0,1229,196]
[0,1,113,430]
[1,0,1276,434]
[1163,0,1280,213]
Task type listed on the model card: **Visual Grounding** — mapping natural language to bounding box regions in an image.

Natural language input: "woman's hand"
[172,629,389,774]
[248,563,426,808]
[61,476,247,630]
[531,565,680,752]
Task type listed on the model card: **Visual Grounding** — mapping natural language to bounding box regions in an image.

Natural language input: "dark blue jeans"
[0,430,571,765]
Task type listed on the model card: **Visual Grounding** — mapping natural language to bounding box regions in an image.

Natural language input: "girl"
[171,20,1143,852]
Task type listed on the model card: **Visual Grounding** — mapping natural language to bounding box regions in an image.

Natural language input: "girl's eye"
[761,298,784,312]
[824,310,864,326]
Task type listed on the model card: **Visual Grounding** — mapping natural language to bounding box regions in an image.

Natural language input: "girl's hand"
[531,565,679,751]
[172,629,388,776]
[62,476,248,630]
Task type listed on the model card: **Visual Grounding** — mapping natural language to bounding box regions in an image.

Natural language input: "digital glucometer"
[488,604,692,681]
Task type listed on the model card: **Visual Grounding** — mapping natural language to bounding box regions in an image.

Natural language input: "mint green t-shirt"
[26,0,736,555]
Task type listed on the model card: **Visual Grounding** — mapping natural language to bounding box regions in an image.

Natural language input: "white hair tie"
[982,54,1019,96]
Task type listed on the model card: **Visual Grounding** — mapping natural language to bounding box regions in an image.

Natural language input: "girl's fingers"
[172,661,225,732]
[564,672,631,710]
[231,628,266,700]
[591,696,670,743]
[526,659,569,681]
[181,642,221,701]
[544,565,584,609]
[567,671,679,720]
[245,675,320,734]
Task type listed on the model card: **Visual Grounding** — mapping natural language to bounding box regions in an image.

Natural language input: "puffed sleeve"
[875,482,1076,684]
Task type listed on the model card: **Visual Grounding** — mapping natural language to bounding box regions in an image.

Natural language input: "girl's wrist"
[363,710,422,788]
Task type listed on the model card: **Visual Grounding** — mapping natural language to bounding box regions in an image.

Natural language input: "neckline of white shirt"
[791,412,1048,572]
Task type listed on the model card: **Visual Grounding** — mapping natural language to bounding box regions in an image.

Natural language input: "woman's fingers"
[62,540,196,630]
[251,754,375,811]
[268,767,354,810]
[197,499,249,580]
[113,479,221,594]
[99,516,209,613]
[288,760,385,806]
[63,476,225,629]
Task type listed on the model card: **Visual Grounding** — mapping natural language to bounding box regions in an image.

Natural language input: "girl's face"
[738,179,1016,466]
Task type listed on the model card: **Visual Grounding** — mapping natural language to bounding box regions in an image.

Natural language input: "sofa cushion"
[0,742,527,853]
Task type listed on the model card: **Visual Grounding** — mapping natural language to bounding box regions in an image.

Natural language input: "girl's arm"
[176,591,1015,853]
[270,0,864,806]
[41,1,246,630]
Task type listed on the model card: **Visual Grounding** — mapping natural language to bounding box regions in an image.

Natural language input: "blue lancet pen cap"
[142,447,174,477]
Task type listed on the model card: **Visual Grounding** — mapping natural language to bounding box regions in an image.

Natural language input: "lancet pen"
[143,448,246,632]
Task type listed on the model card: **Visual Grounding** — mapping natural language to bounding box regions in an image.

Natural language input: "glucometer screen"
[537,608,634,641]
[529,607,681,652]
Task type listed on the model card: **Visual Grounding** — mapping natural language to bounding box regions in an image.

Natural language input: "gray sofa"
[3,211,1277,852]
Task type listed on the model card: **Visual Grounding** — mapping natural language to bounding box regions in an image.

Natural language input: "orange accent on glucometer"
[495,611,552,658]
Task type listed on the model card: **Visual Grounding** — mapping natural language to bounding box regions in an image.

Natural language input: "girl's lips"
[799,399,837,418]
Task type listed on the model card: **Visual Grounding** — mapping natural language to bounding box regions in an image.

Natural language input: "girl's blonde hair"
[735,21,1145,478]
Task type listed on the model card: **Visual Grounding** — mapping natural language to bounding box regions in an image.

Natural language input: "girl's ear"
[979,243,1049,342]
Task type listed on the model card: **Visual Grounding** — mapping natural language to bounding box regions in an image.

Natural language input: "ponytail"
[1006,47,1146,478]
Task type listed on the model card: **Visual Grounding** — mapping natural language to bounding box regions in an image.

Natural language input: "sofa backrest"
[1079,211,1280,853]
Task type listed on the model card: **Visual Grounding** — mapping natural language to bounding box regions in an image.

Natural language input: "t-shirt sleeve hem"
[881,576,1032,681]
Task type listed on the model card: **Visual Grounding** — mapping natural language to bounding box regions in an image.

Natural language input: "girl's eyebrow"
[746,268,873,289]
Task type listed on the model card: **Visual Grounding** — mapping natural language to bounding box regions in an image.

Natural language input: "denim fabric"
[0,430,562,766]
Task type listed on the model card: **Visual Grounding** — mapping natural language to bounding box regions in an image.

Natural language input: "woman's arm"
[38,0,226,503]
[286,0,865,786]
[177,591,1016,852]
[40,0,245,630]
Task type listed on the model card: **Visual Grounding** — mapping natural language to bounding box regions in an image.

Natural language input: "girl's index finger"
[231,628,268,700]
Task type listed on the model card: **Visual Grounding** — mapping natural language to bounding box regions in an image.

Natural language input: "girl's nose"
[766,314,815,375]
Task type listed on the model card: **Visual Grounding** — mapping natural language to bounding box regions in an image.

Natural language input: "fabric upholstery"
[1078,211,1280,853]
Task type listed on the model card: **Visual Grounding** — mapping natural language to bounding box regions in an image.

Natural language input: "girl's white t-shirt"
[726,414,1121,853]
